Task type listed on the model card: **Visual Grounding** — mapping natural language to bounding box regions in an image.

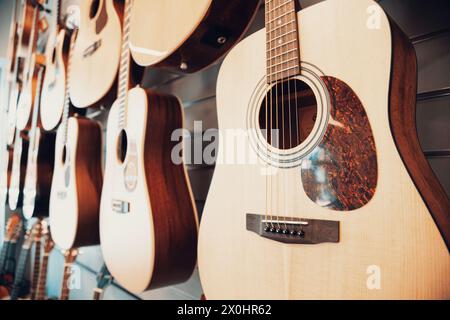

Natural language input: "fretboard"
[61,29,78,146]
[36,252,50,300]
[9,243,32,300]
[265,0,300,83]
[117,0,133,130]
[60,262,74,300]
[29,66,45,151]
[0,241,10,275]
[30,238,42,300]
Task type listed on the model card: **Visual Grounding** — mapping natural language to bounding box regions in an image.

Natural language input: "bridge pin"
[290,230,296,236]
[264,226,270,232]
[297,230,305,237]
[282,229,288,235]
[270,227,276,233]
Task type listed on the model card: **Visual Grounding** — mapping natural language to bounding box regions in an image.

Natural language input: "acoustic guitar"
[6,0,38,145]
[198,0,450,299]
[69,0,122,109]
[129,0,260,73]
[22,66,56,220]
[40,0,68,131]
[100,0,198,293]
[50,26,103,250]
[16,3,48,132]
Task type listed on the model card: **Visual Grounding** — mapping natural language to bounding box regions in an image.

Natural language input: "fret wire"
[267,19,297,34]
[267,65,300,78]
[267,38,298,52]
[266,29,297,44]
[267,57,299,70]
[266,0,292,15]
[266,11,295,25]
[267,47,299,61]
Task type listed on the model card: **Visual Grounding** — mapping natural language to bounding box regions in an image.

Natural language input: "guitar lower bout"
[100,86,198,293]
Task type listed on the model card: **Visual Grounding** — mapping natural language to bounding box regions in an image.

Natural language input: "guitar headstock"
[22,221,41,249]
[32,219,45,242]
[43,228,55,254]
[96,264,113,291]
[65,4,80,30]
[4,213,22,242]
[64,248,79,264]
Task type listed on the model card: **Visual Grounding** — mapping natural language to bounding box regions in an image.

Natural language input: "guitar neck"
[265,0,300,83]
[0,241,11,275]
[9,245,31,300]
[30,238,42,300]
[29,66,45,149]
[60,262,73,300]
[117,0,133,129]
[61,29,78,146]
[4,241,18,275]
[92,289,103,301]
[35,251,50,300]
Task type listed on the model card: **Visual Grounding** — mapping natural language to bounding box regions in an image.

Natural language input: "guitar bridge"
[246,213,339,244]
[112,200,130,214]
[83,39,102,58]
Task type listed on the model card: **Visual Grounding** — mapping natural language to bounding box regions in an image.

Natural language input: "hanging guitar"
[8,0,46,211]
[6,0,39,146]
[50,23,103,250]
[100,0,198,293]
[22,65,56,220]
[35,225,54,300]
[40,0,69,131]
[129,0,259,73]
[198,0,450,299]
[16,1,48,132]
[0,213,23,299]
[9,220,43,300]
[69,0,123,109]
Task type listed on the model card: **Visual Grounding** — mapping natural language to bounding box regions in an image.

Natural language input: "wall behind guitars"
[0,0,449,300]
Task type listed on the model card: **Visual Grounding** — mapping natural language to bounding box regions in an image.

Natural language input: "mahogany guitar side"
[100,87,198,293]
[50,117,103,249]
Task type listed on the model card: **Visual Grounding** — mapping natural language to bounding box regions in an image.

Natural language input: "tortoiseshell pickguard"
[301,76,377,211]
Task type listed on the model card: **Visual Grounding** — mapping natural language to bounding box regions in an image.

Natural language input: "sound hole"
[90,0,101,19]
[117,130,128,164]
[259,79,317,150]
[62,145,67,165]
[52,47,57,64]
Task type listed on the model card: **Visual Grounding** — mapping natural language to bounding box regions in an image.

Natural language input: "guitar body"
[8,134,29,211]
[198,0,450,299]
[41,30,68,131]
[16,54,41,131]
[70,0,122,108]
[22,129,56,219]
[100,87,198,293]
[129,0,259,73]
[50,117,103,249]
[0,146,13,205]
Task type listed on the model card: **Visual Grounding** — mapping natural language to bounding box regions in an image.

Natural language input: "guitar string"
[264,0,270,230]
[294,5,301,227]
[280,0,288,231]
[266,0,274,230]
[274,0,280,230]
